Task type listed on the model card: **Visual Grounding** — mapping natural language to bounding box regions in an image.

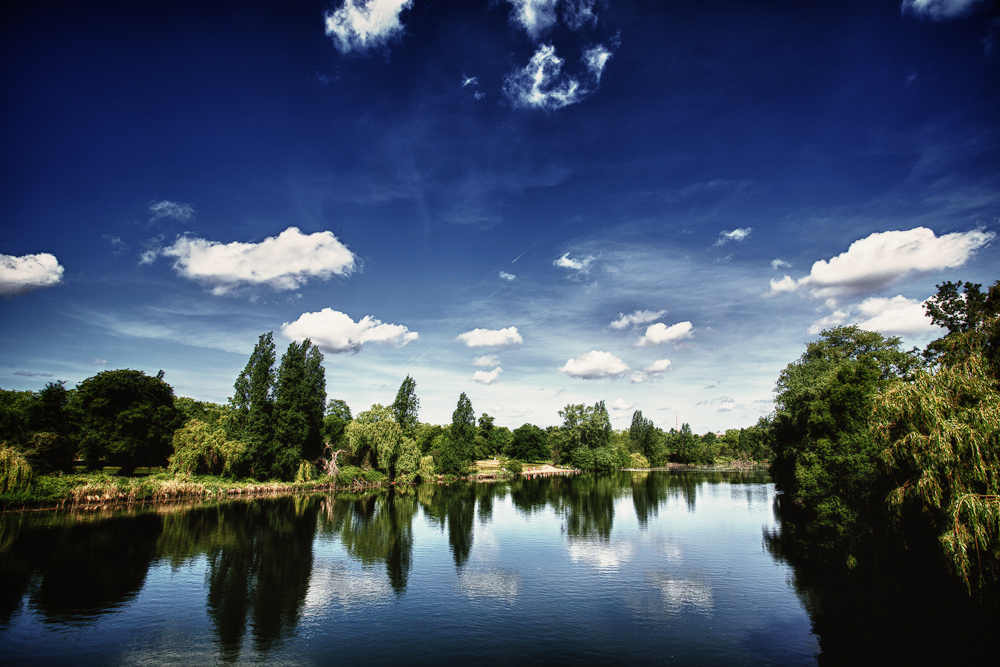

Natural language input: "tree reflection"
[419,482,477,568]
[317,489,418,597]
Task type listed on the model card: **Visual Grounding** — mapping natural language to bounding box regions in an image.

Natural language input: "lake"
[0,470,993,665]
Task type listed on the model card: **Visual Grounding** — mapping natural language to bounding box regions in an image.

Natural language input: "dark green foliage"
[770,326,918,564]
[323,398,352,446]
[442,393,476,473]
[556,401,629,471]
[629,410,658,459]
[73,369,182,475]
[923,279,1000,377]
[229,332,276,475]
[509,423,549,461]
[0,388,34,448]
[390,375,419,437]
[272,339,326,479]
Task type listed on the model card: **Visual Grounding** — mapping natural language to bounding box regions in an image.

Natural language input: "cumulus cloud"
[770,258,791,270]
[609,309,666,330]
[553,252,595,272]
[629,358,673,383]
[901,0,987,20]
[149,200,194,223]
[457,326,523,348]
[472,354,501,367]
[499,271,516,281]
[281,308,417,353]
[636,321,694,347]
[323,0,413,54]
[504,43,611,111]
[161,226,356,295]
[473,367,504,385]
[0,252,64,296]
[559,350,630,379]
[611,398,635,411]
[714,227,752,246]
[808,295,941,337]
[766,227,993,302]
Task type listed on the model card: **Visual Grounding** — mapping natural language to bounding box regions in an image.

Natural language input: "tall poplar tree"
[391,375,419,437]
[273,339,326,480]
[230,332,276,478]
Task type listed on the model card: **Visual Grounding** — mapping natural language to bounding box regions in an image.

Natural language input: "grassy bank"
[0,466,390,512]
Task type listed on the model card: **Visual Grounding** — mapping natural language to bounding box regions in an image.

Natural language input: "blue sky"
[2,0,998,432]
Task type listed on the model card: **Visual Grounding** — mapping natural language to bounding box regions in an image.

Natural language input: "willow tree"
[873,354,1000,598]
[345,405,419,481]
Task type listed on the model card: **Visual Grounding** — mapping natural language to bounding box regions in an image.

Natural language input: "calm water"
[0,470,932,665]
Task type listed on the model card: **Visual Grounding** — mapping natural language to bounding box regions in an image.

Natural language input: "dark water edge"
[0,470,995,665]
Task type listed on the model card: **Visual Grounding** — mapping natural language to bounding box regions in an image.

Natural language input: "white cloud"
[504,43,610,111]
[770,258,791,270]
[629,358,673,383]
[901,0,987,20]
[90,358,108,365]
[611,398,635,411]
[610,309,666,330]
[462,75,478,87]
[281,308,417,353]
[714,227,752,246]
[553,252,595,272]
[457,326,523,348]
[583,44,612,80]
[564,0,598,31]
[808,295,941,337]
[499,271,516,281]
[0,252,64,296]
[472,354,501,367]
[636,321,694,347]
[559,350,630,379]
[323,0,413,54]
[161,227,356,295]
[473,367,504,385]
[149,200,194,223]
[504,0,559,41]
[767,227,993,302]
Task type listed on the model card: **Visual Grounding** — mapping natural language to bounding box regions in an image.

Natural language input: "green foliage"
[922,280,1000,375]
[556,401,612,467]
[294,460,315,483]
[629,410,658,458]
[770,326,919,564]
[441,393,476,473]
[169,418,248,478]
[390,375,419,437]
[323,398,352,446]
[0,444,33,492]
[874,354,1000,597]
[73,369,182,475]
[417,455,436,482]
[502,458,523,475]
[508,423,549,461]
[629,452,650,468]
[273,339,326,477]
[395,437,421,483]
[345,405,405,479]
[230,332,276,477]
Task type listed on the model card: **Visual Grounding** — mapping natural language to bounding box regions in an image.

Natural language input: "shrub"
[417,455,436,482]
[629,452,650,468]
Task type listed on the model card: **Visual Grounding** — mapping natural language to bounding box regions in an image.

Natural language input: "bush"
[417,455,436,482]
[629,452,650,468]
[503,458,523,475]
[294,460,315,483]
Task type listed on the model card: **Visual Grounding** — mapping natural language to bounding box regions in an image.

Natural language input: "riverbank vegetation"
[765,279,1000,605]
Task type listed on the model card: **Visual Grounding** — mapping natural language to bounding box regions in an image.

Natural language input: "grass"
[0,467,390,512]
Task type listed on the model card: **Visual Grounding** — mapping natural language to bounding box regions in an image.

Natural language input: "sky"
[1,0,998,433]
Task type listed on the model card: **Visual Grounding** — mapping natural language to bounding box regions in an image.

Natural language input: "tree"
[873,354,1000,599]
[323,399,352,447]
[629,410,657,459]
[73,369,182,475]
[344,405,418,481]
[923,279,1000,377]
[229,332,276,476]
[271,339,326,480]
[770,325,919,564]
[440,393,475,475]
[390,375,419,437]
[509,423,549,461]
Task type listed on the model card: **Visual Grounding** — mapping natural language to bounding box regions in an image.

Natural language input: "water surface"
[2,471,818,665]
